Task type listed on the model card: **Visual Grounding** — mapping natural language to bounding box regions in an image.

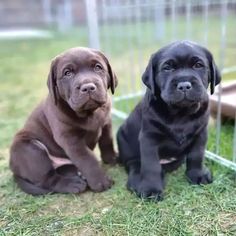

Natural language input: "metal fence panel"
[86,0,236,170]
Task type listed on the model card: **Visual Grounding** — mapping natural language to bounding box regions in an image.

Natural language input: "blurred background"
[0,0,236,170]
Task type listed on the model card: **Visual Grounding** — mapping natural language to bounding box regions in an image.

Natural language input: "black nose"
[177,81,192,92]
[80,83,96,93]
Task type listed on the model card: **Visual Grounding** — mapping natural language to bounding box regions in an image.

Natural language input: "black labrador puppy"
[117,41,221,200]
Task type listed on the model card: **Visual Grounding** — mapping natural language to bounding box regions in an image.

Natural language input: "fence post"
[42,0,52,25]
[85,0,100,49]
[215,0,228,155]
[154,0,165,41]
[171,0,177,40]
[57,0,73,32]
[203,0,209,46]
[64,0,73,30]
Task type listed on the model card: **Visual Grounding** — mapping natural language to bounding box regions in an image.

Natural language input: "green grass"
[1,16,236,235]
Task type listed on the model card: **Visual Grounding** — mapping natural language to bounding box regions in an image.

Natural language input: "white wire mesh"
[92,0,236,170]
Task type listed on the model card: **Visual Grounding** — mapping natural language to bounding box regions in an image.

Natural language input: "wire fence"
[86,0,236,170]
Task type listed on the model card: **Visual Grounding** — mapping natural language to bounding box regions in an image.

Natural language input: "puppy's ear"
[47,57,59,105]
[204,49,221,94]
[94,50,118,94]
[106,58,118,94]
[142,54,156,94]
[209,58,221,94]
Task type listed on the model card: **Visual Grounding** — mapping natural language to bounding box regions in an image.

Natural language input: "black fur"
[117,41,221,200]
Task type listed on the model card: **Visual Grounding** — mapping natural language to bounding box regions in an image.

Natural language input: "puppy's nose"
[80,83,96,93]
[177,81,192,92]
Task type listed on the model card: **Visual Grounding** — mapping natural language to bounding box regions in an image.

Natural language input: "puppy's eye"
[193,62,204,69]
[163,64,174,71]
[64,69,73,77]
[94,63,103,72]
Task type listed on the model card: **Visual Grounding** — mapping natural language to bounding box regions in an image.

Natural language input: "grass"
[1,15,236,235]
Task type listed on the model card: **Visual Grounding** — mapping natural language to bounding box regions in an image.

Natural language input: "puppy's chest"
[78,116,105,148]
[80,109,109,131]
[162,119,201,148]
[168,124,192,146]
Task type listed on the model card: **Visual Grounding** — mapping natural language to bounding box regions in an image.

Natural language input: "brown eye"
[162,60,176,72]
[163,64,173,71]
[193,62,204,69]
[94,63,103,72]
[163,63,175,72]
[64,69,73,77]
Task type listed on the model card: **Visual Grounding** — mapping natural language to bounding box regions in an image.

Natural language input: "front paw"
[54,176,87,194]
[186,167,213,185]
[136,179,164,201]
[87,171,114,192]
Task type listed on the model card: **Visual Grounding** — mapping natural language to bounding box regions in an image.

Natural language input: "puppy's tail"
[14,175,51,196]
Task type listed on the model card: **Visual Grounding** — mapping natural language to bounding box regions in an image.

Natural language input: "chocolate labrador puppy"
[10,47,117,195]
[117,41,221,200]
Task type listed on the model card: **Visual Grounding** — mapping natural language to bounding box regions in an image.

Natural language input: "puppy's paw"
[55,176,87,194]
[136,180,164,202]
[186,168,213,185]
[66,178,87,193]
[87,173,114,192]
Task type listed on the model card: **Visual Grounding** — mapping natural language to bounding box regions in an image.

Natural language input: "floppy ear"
[204,49,221,94]
[47,57,59,105]
[94,50,118,94]
[209,58,221,94]
[142,54,156,94]
[106,58,118,94]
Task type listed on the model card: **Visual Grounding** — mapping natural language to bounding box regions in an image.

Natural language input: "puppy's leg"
[138,133,165,201]
[98,122,117,165]
[185,129,213,184]
[10,138,87,195]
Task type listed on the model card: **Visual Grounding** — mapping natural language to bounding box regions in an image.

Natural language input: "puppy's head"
[142,41,221,108]
[47,47,117,112]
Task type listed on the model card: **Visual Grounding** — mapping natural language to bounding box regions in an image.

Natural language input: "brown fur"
[9,47,118,195]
